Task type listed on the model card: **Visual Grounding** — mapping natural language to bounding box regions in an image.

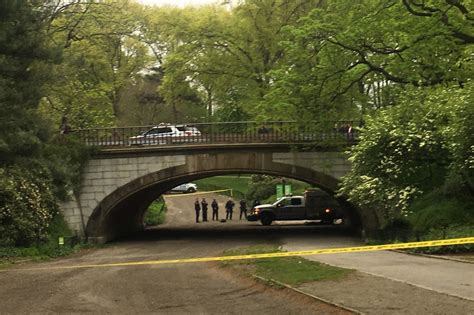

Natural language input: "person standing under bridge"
[239,199,247,220]
[225,198,235,220]
[211,199,219,221]
[201,198,209,222]
[194,198,201,223]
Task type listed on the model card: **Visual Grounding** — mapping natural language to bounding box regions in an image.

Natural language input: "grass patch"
[144,198,167,226]
[222,244,352,286]
[194,175,250,199]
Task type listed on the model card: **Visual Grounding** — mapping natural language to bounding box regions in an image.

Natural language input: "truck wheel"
[261,213,273,226]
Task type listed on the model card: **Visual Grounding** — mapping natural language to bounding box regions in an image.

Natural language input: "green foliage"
[150,1,324,121]
[0,1,66,248]
[0,1,95,249]
[43,137,95,199]
[439,84,474,191]
[246,179,277,202]
[0,1,57,164]
[339,84,474,224]
[41,1,151,128]
[408,190,474,230]
[0,166,58,247]
[407,225,474,254]
[366,189,474,253]
[117,68,168,126]
[144,198,167,226]
[213,104,251,123]
[0,212,80,262]
[266,0,474,116]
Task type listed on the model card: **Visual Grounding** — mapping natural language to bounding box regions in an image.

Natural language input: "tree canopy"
[1,0,473,243]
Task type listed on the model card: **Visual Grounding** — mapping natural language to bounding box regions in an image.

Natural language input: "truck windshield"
[274,197,289,206]
[274,197,302,206]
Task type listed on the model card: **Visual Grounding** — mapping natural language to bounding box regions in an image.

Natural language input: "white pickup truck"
[247,190,343,225]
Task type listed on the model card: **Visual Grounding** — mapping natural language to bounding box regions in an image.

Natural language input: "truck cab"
[273,196,306,220]
[247,190,341,226]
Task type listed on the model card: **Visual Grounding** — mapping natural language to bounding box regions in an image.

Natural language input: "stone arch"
[85,152,370,242]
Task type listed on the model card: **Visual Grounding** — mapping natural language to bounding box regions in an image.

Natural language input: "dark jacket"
[225,200,235,211]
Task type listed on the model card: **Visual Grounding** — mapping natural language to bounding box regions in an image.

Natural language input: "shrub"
[0,165,58,247]
[409,194,474,230]
[144,198,167,226]
[246,175,277,202]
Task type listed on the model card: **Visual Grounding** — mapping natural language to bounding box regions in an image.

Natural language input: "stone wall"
[272,152,351,180]
[60,155,185,234]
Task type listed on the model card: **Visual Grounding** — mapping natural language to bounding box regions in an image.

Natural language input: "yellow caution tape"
[1,237,473,272]
[164,189,233,197]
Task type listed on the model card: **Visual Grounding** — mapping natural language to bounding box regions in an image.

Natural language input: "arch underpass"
[59,145,380,243]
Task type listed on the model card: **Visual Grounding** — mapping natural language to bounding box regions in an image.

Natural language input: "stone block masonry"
[60,155,186,234]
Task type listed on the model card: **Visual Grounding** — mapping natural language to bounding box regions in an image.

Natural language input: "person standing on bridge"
[201,198,209,222]
[239,199,247,220]
[211,199,219,221]
[194,198,201,223]
[225,198,235,220]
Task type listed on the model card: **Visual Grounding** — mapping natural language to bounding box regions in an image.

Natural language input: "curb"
[390,249,474,264]
[252,274,363,315]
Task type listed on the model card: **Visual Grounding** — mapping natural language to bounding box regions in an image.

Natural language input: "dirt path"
[0,193,347,314]
[1,192,471,314]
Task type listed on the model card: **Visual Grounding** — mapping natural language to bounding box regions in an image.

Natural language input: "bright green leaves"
[42,1,152,128]
[339,83,474,224]
[266,0,474,117]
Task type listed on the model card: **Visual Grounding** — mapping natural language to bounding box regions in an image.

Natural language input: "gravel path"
[1,192,471,314]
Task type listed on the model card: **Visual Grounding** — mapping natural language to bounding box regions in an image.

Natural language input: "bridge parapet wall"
[273,152,350,180]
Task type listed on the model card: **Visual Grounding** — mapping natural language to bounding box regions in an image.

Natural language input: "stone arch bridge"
[60,143,379,243]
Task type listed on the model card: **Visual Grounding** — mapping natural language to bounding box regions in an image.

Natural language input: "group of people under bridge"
[193,198,259,223]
